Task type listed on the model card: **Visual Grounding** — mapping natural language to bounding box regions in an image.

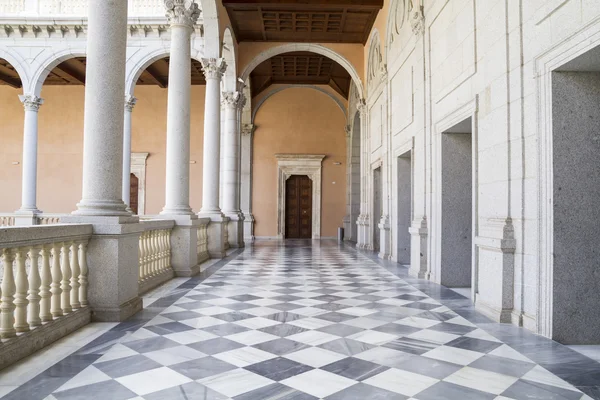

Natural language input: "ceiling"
[0,57,206,87]
[222,0,383,44]
[250,51,351,98]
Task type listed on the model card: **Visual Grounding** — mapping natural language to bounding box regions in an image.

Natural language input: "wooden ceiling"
[250,51,351,98]
[0,57,206,87]
[223,0,383,44]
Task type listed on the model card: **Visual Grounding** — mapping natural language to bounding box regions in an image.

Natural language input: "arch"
[367,29,384,93]
[252,85,347,123]
[240,44,365,98]
[199,0,220,58]
[29,46,87,96]
[0,48,29,92]
[221,26,237,92]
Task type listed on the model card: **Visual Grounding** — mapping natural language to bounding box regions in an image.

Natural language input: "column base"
[160,206,195,216]
[224,212,245,248]
[13,209,41,226]
[198,212,230,259]
[243,213,255,242]
[61,216,143,322]
[408,217,429,279]
[72,199,131,217]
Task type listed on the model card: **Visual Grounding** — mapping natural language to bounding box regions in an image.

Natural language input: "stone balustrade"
[138,220,175,294]
[0,0,172,17]
[0,213,64,227]
[0,224,92,370]
[0,215,15,227]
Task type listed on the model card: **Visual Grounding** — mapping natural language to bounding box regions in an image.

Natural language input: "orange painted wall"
[0,85,207,215]
[252,87,347,237]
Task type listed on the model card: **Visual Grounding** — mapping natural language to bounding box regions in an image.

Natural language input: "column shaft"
[122,96,136,211]
[18,95,43,213]
[162,24,193,215]
[221,92,241,214]
[74,0,129,216]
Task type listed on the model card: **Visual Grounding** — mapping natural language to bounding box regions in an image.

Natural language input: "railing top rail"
[0,224,93,249]
[140,219,176,231]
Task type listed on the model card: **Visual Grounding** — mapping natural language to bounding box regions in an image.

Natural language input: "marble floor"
[2,240,600,399]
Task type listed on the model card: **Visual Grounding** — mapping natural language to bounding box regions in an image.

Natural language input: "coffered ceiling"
[250,51,351,98]
[222,0,383,44]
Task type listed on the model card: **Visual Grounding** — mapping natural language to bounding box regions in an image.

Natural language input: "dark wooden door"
[285,175,312,239]
[130,173,139,215]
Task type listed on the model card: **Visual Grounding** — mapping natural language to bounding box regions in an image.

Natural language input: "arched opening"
[130,56,207,215]
[0,58,24,213]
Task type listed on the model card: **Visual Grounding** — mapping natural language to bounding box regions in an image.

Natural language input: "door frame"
[275,154,325,239]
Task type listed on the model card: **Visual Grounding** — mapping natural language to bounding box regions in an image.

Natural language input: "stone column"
[62,0,143,322]
[15,95,43,226]
[240,123,255,241]
[122,95,136,213]
[356,100,371,250]
[221,91,244,248]
[160,0,199,216]
[199,58,229,258]
[159,0,202,277]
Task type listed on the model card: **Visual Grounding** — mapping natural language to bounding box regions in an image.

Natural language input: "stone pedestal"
[225,213,244,248]
[356,214,371,250]
[202,214,229,259]
[378,215,391,260]
[408,217,429,279]
[169,216,202,277]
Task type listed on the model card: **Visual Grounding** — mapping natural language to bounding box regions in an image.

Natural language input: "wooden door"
[285,175,312,238]
[130,173,139,215]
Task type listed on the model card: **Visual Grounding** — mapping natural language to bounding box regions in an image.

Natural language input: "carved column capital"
[241,123,256,137]
[164,0,200,28]
[124,95,137,112]
[201,58,227,80]
[345,125,352,137]
[238,93,247,110]
[222,91,242,109]
[411,6,425,36]
[19,94,43,112]
[357,98,368,116]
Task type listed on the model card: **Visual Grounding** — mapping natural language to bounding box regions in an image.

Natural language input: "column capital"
[221,91,242,109]
[241,124,256,137]
[201,58,227,80]
[164,0,200,28]
[344,125,352,137]
[19,94,43,112]
[124,95,137,112]
[357,98,368,116]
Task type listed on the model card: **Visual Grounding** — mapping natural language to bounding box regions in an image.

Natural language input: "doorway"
[397,152,412,265]
[285,175,313,239]
[441,118,473,290]
[130,173,139,215]
[373,167,382,251]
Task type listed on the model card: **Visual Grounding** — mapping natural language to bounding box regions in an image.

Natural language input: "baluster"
[166,229,172,268]
[0,249,16,339]
[160,230,167,271]
[141,231,148,280]
[27,246,42,328]
[50,244,63,318]
[13,247,29,333]
[39,245,52,322]
[151,230,158,276]
[70,242,80,309]
[60,242,72,314]
[78,242,88,306]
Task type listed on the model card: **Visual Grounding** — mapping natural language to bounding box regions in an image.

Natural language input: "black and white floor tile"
[3,241,600,399]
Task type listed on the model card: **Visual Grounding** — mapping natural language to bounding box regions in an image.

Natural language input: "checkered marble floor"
[6,241,597,399]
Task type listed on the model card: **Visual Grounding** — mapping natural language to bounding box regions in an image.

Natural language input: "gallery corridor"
[2,241,597,399]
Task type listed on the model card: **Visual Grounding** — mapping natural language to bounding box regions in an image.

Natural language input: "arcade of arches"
[1,1,600,398]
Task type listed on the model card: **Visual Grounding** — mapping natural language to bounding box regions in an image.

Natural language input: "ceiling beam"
[54,60,86,85]
[0,70,21,88]
[222,0,383,7]
[328,77,346,98]
[145,63,168,88]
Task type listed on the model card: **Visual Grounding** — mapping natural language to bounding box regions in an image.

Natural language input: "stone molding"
[124,95,137,112]
[201,58,227,80]
[221,91,241,109]
[241,123,255,137]
[163,0,200,28]
[19,94,43,112]
[275,154,325,240]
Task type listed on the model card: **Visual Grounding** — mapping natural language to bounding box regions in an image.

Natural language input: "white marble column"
[199,58,229,258]
[221,91,244,248]
[356,100,371,249]
[160,0,199,216]
[73,0,129,217]
[240,123,255,241]
[15,94,43,225]
[122,95,136,213]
